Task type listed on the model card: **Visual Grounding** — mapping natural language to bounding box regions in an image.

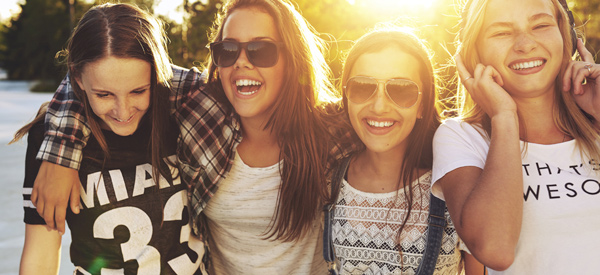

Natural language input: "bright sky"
[0,0,22,23]
[0,0,437,25]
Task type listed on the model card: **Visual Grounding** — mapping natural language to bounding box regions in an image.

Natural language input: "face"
[475,0,564,97]
[217,8,286,126]
[347,47,423,155]
[76,56,151,136]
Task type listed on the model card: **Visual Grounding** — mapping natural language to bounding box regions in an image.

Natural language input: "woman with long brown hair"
[17,3,204,274]
[31,0,346,273]
[325,27,482,274]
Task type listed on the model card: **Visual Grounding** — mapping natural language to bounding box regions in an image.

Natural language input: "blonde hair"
[453,0,600,165]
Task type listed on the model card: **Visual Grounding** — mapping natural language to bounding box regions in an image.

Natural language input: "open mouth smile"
[236,79,262,96]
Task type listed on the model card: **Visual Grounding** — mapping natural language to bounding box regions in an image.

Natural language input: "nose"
[513,31,537,53]
[370,82,391,114]
[234,47,254,69]
[113,97,130,121]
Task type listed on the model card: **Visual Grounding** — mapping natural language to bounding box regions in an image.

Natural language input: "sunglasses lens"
[387,80,420,107]
[346,77,378,103]
[247,41,279,67]
[212,42,239,67]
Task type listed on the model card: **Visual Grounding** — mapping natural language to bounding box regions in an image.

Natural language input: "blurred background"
[0,0,598,274]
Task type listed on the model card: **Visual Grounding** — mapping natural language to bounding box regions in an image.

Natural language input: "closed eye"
[131,89,147,95]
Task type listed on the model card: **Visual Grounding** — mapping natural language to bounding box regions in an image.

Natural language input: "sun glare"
[347,0,437,9]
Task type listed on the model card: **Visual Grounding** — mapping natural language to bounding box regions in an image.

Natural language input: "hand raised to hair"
[31,161,81,235]
[563,38,600,122]
[455,54,517,119]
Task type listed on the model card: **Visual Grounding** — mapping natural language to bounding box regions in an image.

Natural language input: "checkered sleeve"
[174,78,238,236]
[36,74,88,169]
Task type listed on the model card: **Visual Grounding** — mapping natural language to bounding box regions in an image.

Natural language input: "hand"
[31,161,81,235]
[455,54,517,118]
[563,38,600,121]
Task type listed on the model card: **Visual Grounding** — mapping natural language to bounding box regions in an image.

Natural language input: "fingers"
[577,38,594,63]
[455,54,473,84]
[54,203,67,235]
[42,202,56,231]
[70,181,81,215]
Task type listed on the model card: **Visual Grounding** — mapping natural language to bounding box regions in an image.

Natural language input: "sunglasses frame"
[344,76,422,108]
[209,40,284,68]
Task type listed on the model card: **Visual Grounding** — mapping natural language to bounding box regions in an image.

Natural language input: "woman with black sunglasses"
[31,0,348,273]
[323,27,483,275]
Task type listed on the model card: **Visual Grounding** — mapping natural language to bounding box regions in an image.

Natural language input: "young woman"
[17,3,205,274]
[431,0,600,273]
[32,0,347,273]
[326,28,482,274]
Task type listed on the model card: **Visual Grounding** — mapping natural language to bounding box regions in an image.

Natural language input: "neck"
[512,88,565,144]
[348,145,407,193]
[236,116,280,167]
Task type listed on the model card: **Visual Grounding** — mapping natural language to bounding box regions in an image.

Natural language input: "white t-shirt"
[203,152,326,275]
[432,118,600,275]
[333,171,465,275]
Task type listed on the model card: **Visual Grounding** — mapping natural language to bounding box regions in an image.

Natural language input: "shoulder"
[435,118,487,143]
[27,120,46,150]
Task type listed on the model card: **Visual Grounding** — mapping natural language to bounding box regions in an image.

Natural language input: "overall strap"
[323,156,352,275]
[415,193,448,275]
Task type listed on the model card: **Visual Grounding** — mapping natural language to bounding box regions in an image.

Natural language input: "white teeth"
[510,60,543,70]
[235,79,262,86]
[235,79,262,95]
[114,115,133,123]
[366,119,394,128]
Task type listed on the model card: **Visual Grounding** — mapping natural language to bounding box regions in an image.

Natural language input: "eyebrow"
[484,13,555,32]
[90,84,151,93]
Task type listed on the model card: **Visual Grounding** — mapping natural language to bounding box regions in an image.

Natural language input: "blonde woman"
[431,0,600,274]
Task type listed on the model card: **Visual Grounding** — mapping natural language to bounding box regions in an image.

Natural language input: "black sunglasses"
[209,40,283,68]
[344,76,421,108]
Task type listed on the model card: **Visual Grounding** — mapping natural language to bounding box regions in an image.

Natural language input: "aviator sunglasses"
[209,40,283,68]
[344,76,421,108]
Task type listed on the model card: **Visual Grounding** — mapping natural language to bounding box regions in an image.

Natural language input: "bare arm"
[19,224,62,275]
[439,56,523,270]
[463,252,486,275]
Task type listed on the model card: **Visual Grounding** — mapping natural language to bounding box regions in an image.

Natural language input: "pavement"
[0,71,74,274]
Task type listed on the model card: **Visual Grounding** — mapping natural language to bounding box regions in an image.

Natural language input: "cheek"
[86,96,108,117]
[347,104,363,131]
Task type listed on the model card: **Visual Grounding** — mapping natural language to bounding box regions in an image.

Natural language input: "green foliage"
[1,0,72,81]
[0,0,598,84]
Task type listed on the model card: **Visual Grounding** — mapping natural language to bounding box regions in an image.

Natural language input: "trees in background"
[0,0,598,85]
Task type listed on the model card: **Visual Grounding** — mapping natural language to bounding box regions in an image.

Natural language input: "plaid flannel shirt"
[37,65,356,236]
[37,65,241,235]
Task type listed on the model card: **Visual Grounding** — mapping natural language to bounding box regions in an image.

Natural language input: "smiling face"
[76,56,151,136]
[475,0,564,97]
[217,7,286,126]
[347,47,422,155]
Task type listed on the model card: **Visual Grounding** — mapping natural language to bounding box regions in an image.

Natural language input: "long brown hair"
[454,0,600,164]
[340,27,441,245]
[206,0,339,241]
[14,3,175,182]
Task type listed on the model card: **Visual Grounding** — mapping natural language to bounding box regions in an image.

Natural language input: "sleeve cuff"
[36,136,83,170]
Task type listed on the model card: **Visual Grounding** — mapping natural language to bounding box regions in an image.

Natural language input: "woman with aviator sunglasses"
[324,28,483,274]
[32,0,350,273]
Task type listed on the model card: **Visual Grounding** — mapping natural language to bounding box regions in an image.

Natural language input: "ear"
[417,102,423,119]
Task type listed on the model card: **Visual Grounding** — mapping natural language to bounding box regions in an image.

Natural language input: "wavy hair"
[206,0,339,241]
